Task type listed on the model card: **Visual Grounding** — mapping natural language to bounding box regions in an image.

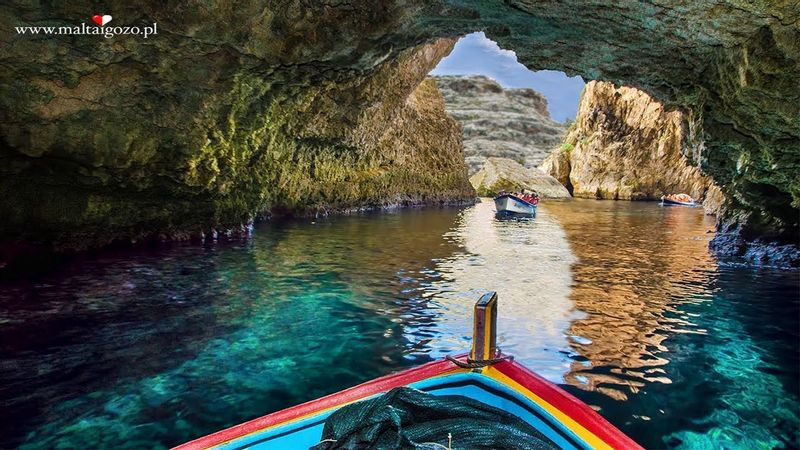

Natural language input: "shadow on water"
[0,199,797,449]
[0,209,464,449]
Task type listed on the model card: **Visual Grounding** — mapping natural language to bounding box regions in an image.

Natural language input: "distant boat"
[494,192,538,215]
[660,193,696,207]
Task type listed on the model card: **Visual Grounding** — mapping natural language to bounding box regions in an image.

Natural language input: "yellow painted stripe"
[483,366,613,450]
[214,365,613,450]
[482,301,493,359]
[470,315,477,359]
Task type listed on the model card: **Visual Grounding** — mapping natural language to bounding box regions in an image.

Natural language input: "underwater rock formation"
[540,81,719,208]
[1,1,797,262]
[434,75,567,174]
[471,157,570,198]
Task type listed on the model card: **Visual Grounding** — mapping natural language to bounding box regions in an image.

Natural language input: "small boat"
[176,292,641,450]
[495,192,539,216]
[660,193,696,207]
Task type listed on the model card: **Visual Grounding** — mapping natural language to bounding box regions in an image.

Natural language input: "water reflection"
[545,200,718,401]
[415,199,577,381]
[0,199,796,449]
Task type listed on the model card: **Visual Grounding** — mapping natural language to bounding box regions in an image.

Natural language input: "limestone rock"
[471,157,571,198]
[0,1,797,258]
[541,81,718,203]
[0,32,474,254]
[434,76,568,174]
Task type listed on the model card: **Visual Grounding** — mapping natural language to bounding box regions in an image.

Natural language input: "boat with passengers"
[495,191,539,216]
[660,193,696,207]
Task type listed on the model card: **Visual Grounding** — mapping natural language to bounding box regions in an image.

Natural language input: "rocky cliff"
[0,26,474,260]
[1,1,797,263]
[541,81,719,209]
[434,76,568,174]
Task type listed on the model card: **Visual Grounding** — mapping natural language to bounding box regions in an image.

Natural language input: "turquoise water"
[0,199,797,449]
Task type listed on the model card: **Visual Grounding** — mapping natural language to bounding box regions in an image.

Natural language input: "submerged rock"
[434,76,568,175]
[471,157,570,198]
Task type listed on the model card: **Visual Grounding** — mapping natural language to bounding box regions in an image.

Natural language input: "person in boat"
[661,193,695,204]
[518,190,540,205]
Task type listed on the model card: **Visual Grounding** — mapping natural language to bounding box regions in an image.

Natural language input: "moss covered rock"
[0,1,797,260]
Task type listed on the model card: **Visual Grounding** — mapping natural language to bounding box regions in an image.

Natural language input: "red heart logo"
[92,14,111,26]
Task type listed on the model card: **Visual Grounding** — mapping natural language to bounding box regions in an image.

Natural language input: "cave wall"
[540,81,721,212]
[0,2,473,255]
[1,0,798,258]
[433,0,799,249]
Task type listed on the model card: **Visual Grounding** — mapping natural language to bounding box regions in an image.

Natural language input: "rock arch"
[1,1,797,261]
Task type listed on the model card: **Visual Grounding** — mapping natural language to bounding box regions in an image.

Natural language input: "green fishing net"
[310,387,558,450]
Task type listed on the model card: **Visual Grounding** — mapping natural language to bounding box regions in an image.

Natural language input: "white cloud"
[430,32,585,122]
[467,32,518,60]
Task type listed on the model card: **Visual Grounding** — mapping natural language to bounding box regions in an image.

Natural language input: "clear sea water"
[0,198,797,449]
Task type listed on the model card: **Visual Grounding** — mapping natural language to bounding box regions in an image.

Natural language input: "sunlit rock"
[471,157,570,198]
[434,75,568,174]
[540,81,718,207]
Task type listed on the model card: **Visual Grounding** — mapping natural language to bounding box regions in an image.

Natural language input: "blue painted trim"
[216,372,592,450]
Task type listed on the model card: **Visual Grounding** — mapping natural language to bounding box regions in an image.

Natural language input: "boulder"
[470,157,571,198]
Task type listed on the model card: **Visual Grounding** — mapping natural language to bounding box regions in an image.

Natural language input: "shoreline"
[0,197,478,279]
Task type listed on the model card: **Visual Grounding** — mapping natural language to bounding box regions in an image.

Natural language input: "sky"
[430,32,585,123]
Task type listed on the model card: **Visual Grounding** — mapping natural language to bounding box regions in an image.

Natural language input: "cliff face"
[0,26,474,256]
[434,76,568,174]
[541,81,719,210]
[0,1,797,260]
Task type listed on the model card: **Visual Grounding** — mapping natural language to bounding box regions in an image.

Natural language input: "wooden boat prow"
[175,293,642,450]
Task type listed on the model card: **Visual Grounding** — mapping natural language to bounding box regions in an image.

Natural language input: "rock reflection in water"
[543,199,717,402]
[1,198,796,449]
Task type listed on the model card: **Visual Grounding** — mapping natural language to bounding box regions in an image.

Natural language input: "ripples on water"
[0,199,797,449]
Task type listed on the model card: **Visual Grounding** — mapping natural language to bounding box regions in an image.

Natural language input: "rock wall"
[0,19,474,257]
[541,81,719,211]
[0,1,797,261]
[434,75,568,174]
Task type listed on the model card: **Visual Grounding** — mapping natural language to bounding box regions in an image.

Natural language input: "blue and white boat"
[494,193,538,216]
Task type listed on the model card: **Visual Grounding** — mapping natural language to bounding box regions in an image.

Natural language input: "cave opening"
[427,32,584,179]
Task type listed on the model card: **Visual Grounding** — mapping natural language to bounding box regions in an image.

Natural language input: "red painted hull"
[175,355,641,450]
